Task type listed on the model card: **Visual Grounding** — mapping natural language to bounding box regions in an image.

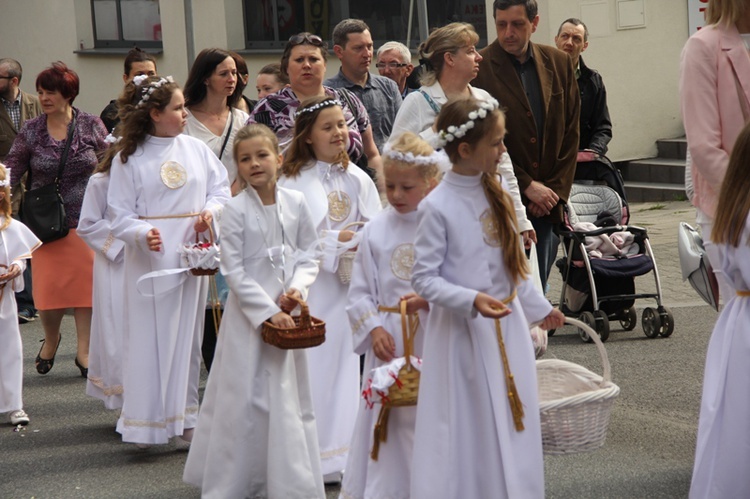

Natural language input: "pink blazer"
[680,23,750,219]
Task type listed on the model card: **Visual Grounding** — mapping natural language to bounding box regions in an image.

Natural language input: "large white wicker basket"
[537,317,620,455]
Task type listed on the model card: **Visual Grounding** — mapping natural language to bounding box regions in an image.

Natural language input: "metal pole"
[184,0,195,71]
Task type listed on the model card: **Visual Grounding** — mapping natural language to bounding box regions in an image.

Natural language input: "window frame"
[241,0,486,51]
[90,0,163,50]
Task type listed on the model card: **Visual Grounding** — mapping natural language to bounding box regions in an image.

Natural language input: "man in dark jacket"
[473,0,580,291]
[555,18,612,160]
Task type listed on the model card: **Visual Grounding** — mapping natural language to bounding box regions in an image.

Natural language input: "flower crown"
[295,98,341,118]
[437,98,500,147]
[0,167,9,188]
[383,143,451,171]
[133,75,175,108]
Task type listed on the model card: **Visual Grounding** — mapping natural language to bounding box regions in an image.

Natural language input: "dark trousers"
[531,217,560,292]
[16,261,36,314]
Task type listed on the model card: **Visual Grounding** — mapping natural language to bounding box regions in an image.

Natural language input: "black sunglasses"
[288,33,325,47]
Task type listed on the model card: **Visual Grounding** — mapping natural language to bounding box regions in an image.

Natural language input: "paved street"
[1,200,719,498]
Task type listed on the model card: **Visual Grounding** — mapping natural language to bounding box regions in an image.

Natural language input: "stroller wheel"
[642,307,662,338]
[593,310,610,342]
[620,306,637,331]
[658,307,675,337]
[577,312,596,343]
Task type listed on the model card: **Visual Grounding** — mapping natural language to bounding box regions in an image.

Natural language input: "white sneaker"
[9,410,30,426]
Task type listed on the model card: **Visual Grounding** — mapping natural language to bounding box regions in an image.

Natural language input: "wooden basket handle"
[195,220,215,244]
[284,292,312,328]
[342,221,366,231]
[399,299,419,370]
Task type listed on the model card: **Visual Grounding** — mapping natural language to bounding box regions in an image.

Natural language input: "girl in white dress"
[410,98,564,499]
[0,164,41,426]
[691,122,750,498]
[340,132,441,499]
[77,163,127,409]
[103,75,230,446]
[184,124,324,498]
[279,96,382,481]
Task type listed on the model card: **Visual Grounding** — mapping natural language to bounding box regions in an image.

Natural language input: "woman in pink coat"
[679,0,750,301]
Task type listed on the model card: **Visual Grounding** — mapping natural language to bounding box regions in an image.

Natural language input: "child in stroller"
[553,156,674,342]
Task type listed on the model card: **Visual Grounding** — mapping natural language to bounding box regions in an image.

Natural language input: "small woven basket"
[336,221,366,284]
[537,317,620,455]
[185,225,219,276]
[371,300,420,460]
[261,298,326,349]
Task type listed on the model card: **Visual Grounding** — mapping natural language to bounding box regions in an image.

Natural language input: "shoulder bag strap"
[218,107,233,160]
[26,110,76,193]
[418,89,442,114]
[336,88,360,121]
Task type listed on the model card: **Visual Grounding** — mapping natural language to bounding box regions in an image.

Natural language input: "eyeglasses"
[0,76,14,80]
[288,33,324,47]
[375,62,409,70]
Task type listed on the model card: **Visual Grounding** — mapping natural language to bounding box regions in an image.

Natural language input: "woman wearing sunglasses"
[247,33,383,187]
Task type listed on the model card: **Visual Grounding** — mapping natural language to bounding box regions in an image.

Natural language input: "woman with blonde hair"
[388,23,490,147]
[680,0,750,303]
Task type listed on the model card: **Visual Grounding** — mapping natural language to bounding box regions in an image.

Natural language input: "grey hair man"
[376,41,414,99]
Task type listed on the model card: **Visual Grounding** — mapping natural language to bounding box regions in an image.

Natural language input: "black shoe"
[74,357,88,378]
[18,309,35,324]
[35,334,62,375]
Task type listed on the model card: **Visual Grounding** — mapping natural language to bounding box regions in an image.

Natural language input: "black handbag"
[20,112,76,243]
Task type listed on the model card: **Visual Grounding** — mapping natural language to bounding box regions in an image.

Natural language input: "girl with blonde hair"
[184,123,323,497]
[0,163,40,426]
[341,131,441,498]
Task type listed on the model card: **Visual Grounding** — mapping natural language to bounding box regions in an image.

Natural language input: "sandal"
[35,334,62,375]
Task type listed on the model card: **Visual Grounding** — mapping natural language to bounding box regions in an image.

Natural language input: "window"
[242,0,487,50]
[91,0,163,49]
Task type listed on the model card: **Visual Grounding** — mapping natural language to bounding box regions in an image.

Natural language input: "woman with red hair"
[6,61,108,378]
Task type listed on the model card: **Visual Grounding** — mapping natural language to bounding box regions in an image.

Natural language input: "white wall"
[2,0,689,161]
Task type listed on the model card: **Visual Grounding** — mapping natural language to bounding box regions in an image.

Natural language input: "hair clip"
[383,144,450,170]
[437,98,500,147]
[295,99,341,118]
[0,166,9,188]
[135,76,175,108]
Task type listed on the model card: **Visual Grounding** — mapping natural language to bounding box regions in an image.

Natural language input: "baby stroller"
[552,156,674,342]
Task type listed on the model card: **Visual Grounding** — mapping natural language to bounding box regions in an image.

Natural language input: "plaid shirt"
[2,91,22,130]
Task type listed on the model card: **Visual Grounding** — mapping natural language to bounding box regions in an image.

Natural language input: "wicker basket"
[371,300,420,460]
[184,225,219,276]
[537,317,620,455]
[261,298,326,349]
[336,221,366,284]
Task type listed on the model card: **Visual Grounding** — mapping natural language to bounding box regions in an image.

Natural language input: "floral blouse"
[6,109,108,228]
[247,86,370,163]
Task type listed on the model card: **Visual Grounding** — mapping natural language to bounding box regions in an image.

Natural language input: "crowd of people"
[0,0,748,496]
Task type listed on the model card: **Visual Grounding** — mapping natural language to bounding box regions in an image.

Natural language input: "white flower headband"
[295,98,341,118]
[382,144,451,171]
[0,167,9,188]
[437,98,501,147]
[133,75,175,108]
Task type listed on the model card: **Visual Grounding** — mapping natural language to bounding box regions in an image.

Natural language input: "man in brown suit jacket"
[0,58,42,323]
[473,0,580,291]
